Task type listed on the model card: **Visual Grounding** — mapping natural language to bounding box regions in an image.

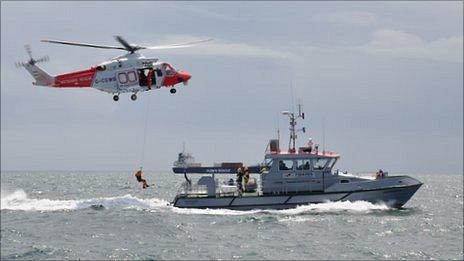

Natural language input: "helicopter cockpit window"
[163,63,176,76]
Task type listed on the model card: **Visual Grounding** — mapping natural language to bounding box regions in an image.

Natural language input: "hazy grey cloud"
[313,11,378,27]
[166,4,243,21]
[358,29,463,63]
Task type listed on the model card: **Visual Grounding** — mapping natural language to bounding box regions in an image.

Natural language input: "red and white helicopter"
[17,36,211,101]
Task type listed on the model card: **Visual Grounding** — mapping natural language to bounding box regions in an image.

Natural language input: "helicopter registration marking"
[95,76,116,84]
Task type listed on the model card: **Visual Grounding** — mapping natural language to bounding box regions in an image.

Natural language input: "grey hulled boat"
[172,106,422,210]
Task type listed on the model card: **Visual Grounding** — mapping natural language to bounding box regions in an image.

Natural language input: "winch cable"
[139,94,152,170]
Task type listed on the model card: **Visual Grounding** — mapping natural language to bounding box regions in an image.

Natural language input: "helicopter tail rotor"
[16,45,49,68]
[16,45,54,86]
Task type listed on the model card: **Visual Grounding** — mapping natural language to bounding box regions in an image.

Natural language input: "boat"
[171,105,423,210]
[172,146,261,174]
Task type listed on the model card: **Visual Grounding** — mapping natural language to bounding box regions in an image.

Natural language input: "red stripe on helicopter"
[161,75,179,87]
[53,68,97,88]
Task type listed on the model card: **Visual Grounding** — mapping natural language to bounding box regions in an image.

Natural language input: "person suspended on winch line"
[135,168,149,189]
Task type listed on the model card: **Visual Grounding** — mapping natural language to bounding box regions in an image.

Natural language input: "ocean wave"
[0,189,169,212]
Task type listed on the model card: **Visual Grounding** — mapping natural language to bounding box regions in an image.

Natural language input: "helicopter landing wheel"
[113,95,119,102]
[170,88,177,94]
[131,94,137,101]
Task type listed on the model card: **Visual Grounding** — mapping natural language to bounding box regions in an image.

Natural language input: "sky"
[1,1,463,174]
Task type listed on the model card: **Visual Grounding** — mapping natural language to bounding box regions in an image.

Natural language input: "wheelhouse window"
[327,158,337,169]
[296,159,311,170]
[312,158,329,170]
[260,158,273,172]
[265,158,273,167]
[279,160,294,171]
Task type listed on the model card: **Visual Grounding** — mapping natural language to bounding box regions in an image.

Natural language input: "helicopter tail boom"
[23,63,97,88]
[23,63,55,86]
[53,68,96,88]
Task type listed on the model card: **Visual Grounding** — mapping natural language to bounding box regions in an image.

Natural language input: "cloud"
[313,11,378,27]
[191,42,291,60]
[166,4,242,22]
[358,29,463,63]
[146,30,463,65]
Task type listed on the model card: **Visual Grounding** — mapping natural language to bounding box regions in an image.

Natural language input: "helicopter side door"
[150,64,164,89]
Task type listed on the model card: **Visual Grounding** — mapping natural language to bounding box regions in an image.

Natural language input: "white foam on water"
[171,206,263,216]
[1,190,389,215]
[0,189,170,212]
[278,216,316,223]
[267,200,390,215]
[171,200,389,216]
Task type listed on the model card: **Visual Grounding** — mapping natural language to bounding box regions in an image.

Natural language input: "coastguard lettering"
[95,76,117,84]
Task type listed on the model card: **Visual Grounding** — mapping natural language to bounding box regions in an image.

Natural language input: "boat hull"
[173,183,422,210]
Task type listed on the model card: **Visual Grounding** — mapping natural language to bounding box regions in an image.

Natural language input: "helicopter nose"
[178,71,191,82]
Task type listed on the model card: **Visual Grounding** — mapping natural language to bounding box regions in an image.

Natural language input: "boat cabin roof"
[265,147,339,159]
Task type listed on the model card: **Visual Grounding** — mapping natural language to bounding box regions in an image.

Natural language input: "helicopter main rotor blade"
[41,37,213,53]
[25,44,33,60]
[113,35,139,52]
[141,38,213,50]
[41,39,126,50]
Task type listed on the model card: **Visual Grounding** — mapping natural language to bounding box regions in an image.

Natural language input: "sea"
[1,171,463,260]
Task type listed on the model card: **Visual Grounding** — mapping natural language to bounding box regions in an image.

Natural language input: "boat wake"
[171,200,390,216]
[0,189,169,212]
[1,189,389,215]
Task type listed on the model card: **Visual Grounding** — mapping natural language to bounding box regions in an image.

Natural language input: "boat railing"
[177,181,208,196]
[217,184,237,197]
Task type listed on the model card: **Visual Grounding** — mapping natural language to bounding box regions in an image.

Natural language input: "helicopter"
[16,36,212,101]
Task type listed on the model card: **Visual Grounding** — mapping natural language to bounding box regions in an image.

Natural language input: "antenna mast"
[282,103,305,153]
[322,120,325,155]
[277,112,280,145]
